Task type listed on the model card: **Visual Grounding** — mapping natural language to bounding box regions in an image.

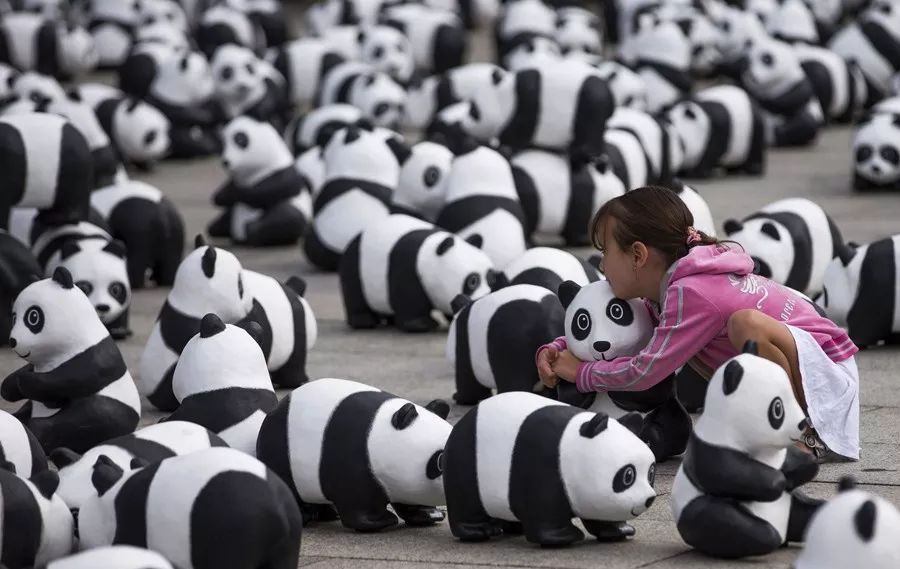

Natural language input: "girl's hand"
[537,346,559,388]
[551,350,582,383]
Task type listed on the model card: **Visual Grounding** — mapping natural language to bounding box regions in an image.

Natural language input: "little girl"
[537,186,860,462]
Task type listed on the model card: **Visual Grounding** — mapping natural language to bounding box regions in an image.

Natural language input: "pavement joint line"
[299,555,599,569]
[632,550,693,568]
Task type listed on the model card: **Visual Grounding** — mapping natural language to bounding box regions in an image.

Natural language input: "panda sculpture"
[295,145,327,197]
[493,0,556,61]
[436,142,528,268]
[766,0,820,44]
[594,61,647,111]
[355,25,415,84]
[460,61,614,162]
[138,239,253,411]
[165,314,278,455]
[794,43,868,124]
[666,180,717,238]
[555,6,602,63]
[317,62,407,128]
[619,17,692,113]
[390,139,455,222]
[210,44,288,127]
[284,103,363,155]
[0,113,92,228]
[381,3,466,74]
[0,464,73,569]
[852,112,900,191]
[271,38,345,109]
[196,3,266,57]
[500,247,601,292]
[0,407,46,477]
[818,235,900,347]
[670,343,823,558]
[89,178,185,289]
[47,546,174,569]
[723,197,849,297]
[511,149,625,245]
[136,0,190,32]
[77,447,303,569]
[82,0,139,69]
[501,36,562,73]
[50,420,228,512]
[403,62,505,131]
[0,12,97,79]
[1,268,141,453]
[9,70,67,103]
[209,116,311,246]
[604,126,650,190]
[339,213,496,331]
[0,229,41,342]
[443,391,657,545]
[256,377,451,530]
[607,107,684,185]
[664,84,767,178]
[447,284,565,404]
[304,124,400,271]
[793,477,900,569]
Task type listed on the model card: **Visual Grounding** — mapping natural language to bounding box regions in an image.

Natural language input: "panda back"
[0,410,45,477]
[829,24,893,95]
[131,421,223,456]
[89,180,162,218]
[0,114,66,209]
[505,247,596,288]
[604,127,649,189]
[242,270,296,368]
[696,85,755,165]
[31,221,111,270]
[360,214,435,313]
[510,150,570,234]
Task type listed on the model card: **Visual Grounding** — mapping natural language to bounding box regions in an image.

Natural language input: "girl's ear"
[632,241,650,268]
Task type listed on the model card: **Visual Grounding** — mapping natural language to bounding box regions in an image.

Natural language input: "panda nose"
[798,418,809,431]
[8,337,15,348]
[593,341,610,352]
[96,304,110,313]
[645,496,655,508]
[872,165,882,175]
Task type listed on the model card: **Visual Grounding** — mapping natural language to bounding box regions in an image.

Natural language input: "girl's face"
[599,218,641,299]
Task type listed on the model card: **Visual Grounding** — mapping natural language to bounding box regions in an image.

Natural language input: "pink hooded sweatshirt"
[539,244,858,393]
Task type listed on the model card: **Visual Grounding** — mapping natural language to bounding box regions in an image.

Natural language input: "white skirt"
[787,325,860,460]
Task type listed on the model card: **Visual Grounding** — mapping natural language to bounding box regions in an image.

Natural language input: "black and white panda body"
[447,284,565,404]
[606,107,684,185]
[795,43,867,124]
[2,268,141,453]
[403,63,503,130]
[500,247,601,292]
[382,4,466,74]
[443,391,657,545]
[256,377,451,530]
[620,18,692,113]
[83,0,138,69]
[284,103,362,155]
[603,126,650,190]
[210,44,288,127]
[0,228,42,343]
[317,61,407,128]
[493,0,556,62]
[271,38,345,108]
[0,12,97,79]
[852,111,900,191]
[196,4,265,57]
[46,546,174,569]
[78,447,303,569]
[390,139,454,223]
[0,407,47,477]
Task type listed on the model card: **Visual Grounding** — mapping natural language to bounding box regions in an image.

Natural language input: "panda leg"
[207,209,232,238]
[773,112,818,148]
[27,396,139,454]
[638,395,693,462]
[392,503,446,526]
[742,110,767,176]
[676,495,783,558]
[151,197,185,287]
[675,363,709,413]
[338,235,380,329]
[105,309,132,340]
[12,400,32,422]
[523,518,585,547]
[581,520,636,542]
[786,491,824,543]
[333,500,399,532]
[244,204,307,247]
[302,227,341,271]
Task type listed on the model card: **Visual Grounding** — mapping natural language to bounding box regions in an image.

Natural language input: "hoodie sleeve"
[575,285,724,392]
[535,336,568,365]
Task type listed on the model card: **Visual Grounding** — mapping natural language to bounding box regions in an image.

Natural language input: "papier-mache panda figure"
[603,126,649,190]
[47,546,174,569]
[304,124,401,271]
[852,112,900,191]
[793,477,900,569]
[354,25,416,85]
[165,314,278,455]
[618,17,692,113]
[447,283,565,404]
[0,113,92,228]
[442,391,657,545]
[460,60,614,163]
[270,38,346,109]
[138,238,253,411]
[403,63,505,131]
[594,61,648,111]
[339,213,496,331]
[0,12,98,80]
[436,142,528,268]
[390,138,455,222]
[0,228,42,342]
[210,44,289,127]
[723,197,850,297]
[209,116,311,246]
[502,36,563,73]
[77,447,303,569]
[51,421,228,512]
[818,235,900,348]
[256,377,452,529]
[284,103,362,155]
[136,0,190,32]
[82,0,139,69]
[196,3,266,57]
[9,70,67,103]
[492,0,556,61]
[664,84,767,178]
[0,407,47,477]
[606,107,684,185]
[316,62,407,128]
[499,247,601,292]
[766,0,820,45]
[666,180,717,238]
[0,463,74,569]
[554,6,602,63]
[793,43,868,124]
[90,178,185,289]
[670,342,823,558]
[381,3,467,75]
[1,268,141,453]
[511,149,625,245]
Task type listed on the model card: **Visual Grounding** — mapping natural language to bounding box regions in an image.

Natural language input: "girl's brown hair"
[590,185,733,266]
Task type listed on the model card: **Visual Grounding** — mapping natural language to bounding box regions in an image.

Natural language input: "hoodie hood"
[660,244,755,301]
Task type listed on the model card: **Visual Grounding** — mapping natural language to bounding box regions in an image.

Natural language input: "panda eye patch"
[144,130,158,146]
[238,275,244,297]
[856,145,873,163]
[647,464,656,486]
[880,146,899,165]
[463,273,481,295]
[613,464,637,493]
[373,46,385,59]
[606,299,634,326]
[220,65,234,81]
[571,308,592,341]
[768,396,785,429]
[423,166,441,187]
[109,282,127,304]
[76,281,93,296]
[374,102,390,117]
[233,132,249,149]
[246,63,255,74]
[23,305,44,333]
[426,450,443,480]
[760,53,774,66]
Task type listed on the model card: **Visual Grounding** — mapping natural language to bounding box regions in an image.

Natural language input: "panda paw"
[392,504,446,526]
[395,316,439,333]
[582,520,636,542]
[452,520,503,542]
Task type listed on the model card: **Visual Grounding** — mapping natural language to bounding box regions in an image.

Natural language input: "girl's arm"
[535,337,567,365]
[575,285,724,393]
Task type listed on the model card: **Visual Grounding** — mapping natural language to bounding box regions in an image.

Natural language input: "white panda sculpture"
[270,38,346,109]
[77,448,303,569]
[593,61,648,111]
[447,284,565,404]
[47,546,173,569]
[50,421,228,512]
[555,6,602,63]
[852,112,900,191]
[381,3,467,74]
[195,3,265,57]
[502,36,562,72]
[390,139,455,222]
[604,126,649,190]
[339,213,496,331]
[403,63,504,131]
[284,103,363,155]
[256,377,451,529]
[793,477,900,569]
[723,197,850,297]
[1,268,141,453]
[9,71,67,103]
[317,61,407,128]
[209,44,288,126]
[356,25,415,84]
[619,18,692,113]
[666,181,717,238]
[794,43,868,124]
[442,391,657,545]
[493,0,556,61]
[209,116,311,246]
[82,0,139,69]
[499,247,601,293]
[606,107,685,185]
[0,407,47,477]
[0,12,97,79]
[670,343,823,558]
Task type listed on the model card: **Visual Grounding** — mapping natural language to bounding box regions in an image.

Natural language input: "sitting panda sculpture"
[1,268,141,453]
[209,44,289,127]
[670,342,823,558]
[442,391,657,545]
[381,3,467,74]
[256,377,451,529]
[852,112,900,192]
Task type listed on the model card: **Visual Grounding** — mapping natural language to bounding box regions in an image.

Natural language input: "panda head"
[211,44,267,117]
[557,280,652,362]
[137,0,190,32]
[503,36,562,72]
[50,239,131,328]
[460,67,515,142]
[442,143,517,201]
[685,13,723,76]
[865,0,900,30]
[322,125,402,187]
[419,233,496,315]
[767,0,819,44]
[817,244,862,328]
[358,26,414,84]
[700,345,807,453]
[712,6,767,61]
[151,45,215,106]
[722,217,793,284]
[665,100,711,170]
[393,140,455,222]
[0,466,73,556]
[741,37,806,100]
[623,18,691,71]
[134,21,193,52]
[108,98,170,166]
[57,21,99,77]
[8,268,110,368]
[793,479,900,569]
[594,61,648,110]
[221,115,294,188]
[554,7,602,60]
[51,444,134,513]
[11,72,67,105]
[853,114,900,186]
[349,72,406,129]
[78,455,132,549]
[289,103,363,154]
[169,238,252,320]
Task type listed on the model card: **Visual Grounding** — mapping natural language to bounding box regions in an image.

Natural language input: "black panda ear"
[722,360,743,395]
[103,240,127,259]
[343,125,361,144]
[436,236,455,256]
[557,280,581,309]
[391,402,419,429]
[91,455,124,497]
[238,320,264,345]
[130,457,149,470]
[450,294,471,314]
[0,460,15,473]
[579,413,609,438]
[425,399,450,419]
[722,219,743,235]
[837,246,856,267]
[194,234,207,248]
[285,276,307,297]
[60,241,81,260]
[200,313,227,338]
[52,266,74,289]
[838,476,857,492]
[760,222,780,241]
[356,118,374,131]
[464,233,483,249]
[486,269,508,291]
[357,30,366,45]
[49,447,82,468]
[201,247,217,278]
[30,470,60,499]
[490,67,504,85]
[386,137,411,164]
[854,500,877,542]
[741,340,758,355]
[67,88,82,102]
[617,412,644,436]
[125,98,141,114]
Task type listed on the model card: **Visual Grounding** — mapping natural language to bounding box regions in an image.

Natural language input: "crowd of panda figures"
[0,0,897,567]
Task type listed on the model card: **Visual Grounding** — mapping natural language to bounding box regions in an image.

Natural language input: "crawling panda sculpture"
[499,247,601,292]
[671,342,823,558]
[256,377,451,530]
[390,139,455,223]
[443,391,656,545]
